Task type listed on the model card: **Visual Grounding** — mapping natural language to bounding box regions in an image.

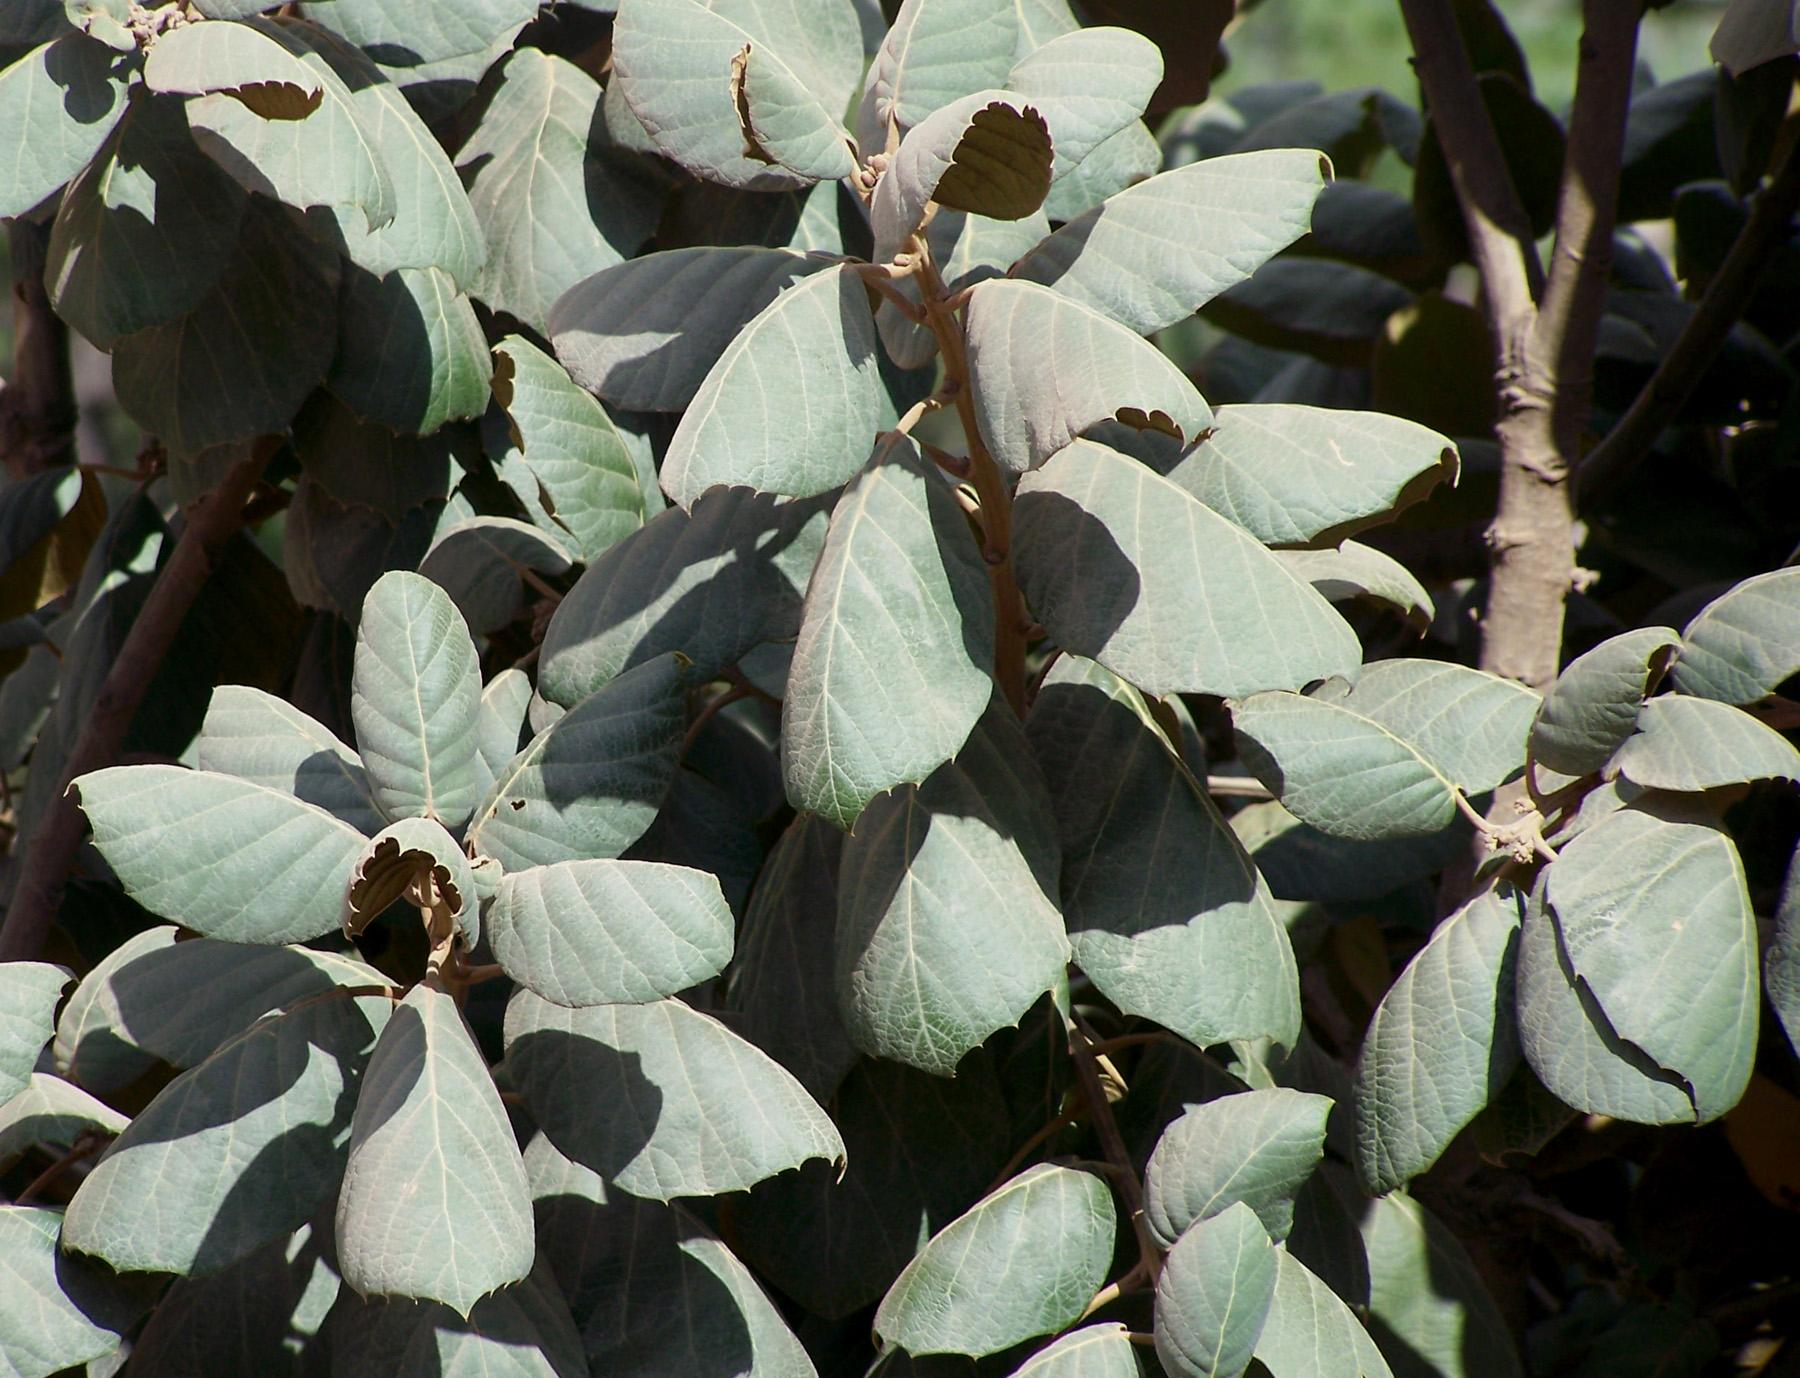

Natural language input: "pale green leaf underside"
[549,247,833,412]
[1711,0,1800,75]
[1254,1249,1394,1378]
[489,859,733,1007]
[782,438,995,828]
[352,570,483,828]
[419,517,575,639]
[62,996,382,1278]
[1005,25,1160,175]
[662,265,885,507]
[74,766,369,944]
[1168,404,1459,549]
[1028,656,1300,1051]
[538,485,828,706]
[1012,151,1326,336]
[143,18,322,105]
[1612,693,1800,792]
[328,265,492,436]
[493,333,644,561]
[1535,806,1757,1123]
[504,991,843,1201]
[874,1163,1116,1357]
[336,983,534,1317]
[1144,1089,1332,1247]
[1014,440,1360,698]
[0,1073,128,1165]
[1354,885,1523,1195]
[836,703,1068,1075]
[967,280,1214,473]
[0,1205,144,1378]
[1154,1201,1277,1378]
[1671,566,1800,704]
[197,684,384,834]
[466,652,686,872]
[301,0,539,71]
[1277,541,1435,628]
[52,926,384,1092]
[0,963,69,1104]
[1042,118,1159,222]
[0,33,130,220]
[856,0,1019,155]
[1530,626,1679,776]
[1007,1324,1141,1378]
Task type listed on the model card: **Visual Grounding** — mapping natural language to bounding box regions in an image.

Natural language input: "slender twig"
[680,684,753,759]
[986,1107,1080,1194]
[1070,1013,1163,1282]
[1578,130,1800,505]
[1079,1261,1152,1321]
[912,241,1029,713]
[1082,1030,1187,1059]
[0,441,276,963]
[16,1134,106,1205]
[1206,775,1273,800]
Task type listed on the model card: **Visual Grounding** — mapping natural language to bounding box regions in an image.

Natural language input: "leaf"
[489,859,733,1008]
[466,653,686,871]
[336,983,534,1317]
[303,0,539,69]
[0,1073,127,1164]
[1166,404,1460,549]
[836,701,1068,1075]
[73,766,370,944]
[538,486,829,706]
[1007,1325,1141,1378]
[527,1134,817,1378]
[1043,119,1159,222]
[457,47,662,329]
[1010,150,1325,337]
[351,570,483,828]
[1027,656,1300,1051]
[873,1163,1116,1357]
[734,1053,1014,1318]
[492,334,646,560]
[611,0,857,190]
[283,21,489,288]
[328,266,492,435]
[549,247,833,411]
[0,33,131,219]
[52,926,386,1092]
[0,963,69,1103]
[661,266,885,506]
[196,684,385,834]
[879,206,1050,367]
[419,517,574,639]
[1711,0,1800,75]
[870,91,1054,261]
[0,1206,145,1378]
[143,16,323,115]
[0,468,104,624]
[966,281,1213,473]
[856,0,1020,154]
[1354,884,1523,1195]
[1319,660,1540,791]
[782,437,994,828]
[1153,1201,1277,1378]
[1013,440,1360,698]
[1253,1249,1393,1378]
[1275,542,1434,630]
[1144,1090,1332,1246]
[61,995,383,1277]
[1612,694,1800,792]
[1528,805,1757,1123]
[505,990,843,1200]
[184,18,393,232]
[343,816,478,951]
[46,95,248,348]
[1529,626,1680,776]
[1768,845,1800,1063]
[1670,567,1800,704]
[724,812,857,1100]
[1360,1192,1522,1378]
[111,196,341,455]
[325,1260,587,1378]
[1005,26,1160,175]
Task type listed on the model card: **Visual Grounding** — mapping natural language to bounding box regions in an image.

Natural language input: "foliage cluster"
[0,0,1799,1376]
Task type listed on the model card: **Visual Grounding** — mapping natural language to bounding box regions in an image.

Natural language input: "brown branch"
[1577,128,1800,506]
[1404,0,1643,691]
[0,441,276,963]
[1,222,76,481]
[1070,1013,1163,1282]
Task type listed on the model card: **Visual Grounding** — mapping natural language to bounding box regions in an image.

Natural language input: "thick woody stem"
[0,442,275,963]
[1,223,76,482]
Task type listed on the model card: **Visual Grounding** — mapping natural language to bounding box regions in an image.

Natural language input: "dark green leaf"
[1529,626,1680,776]
[328,266,492,435]
[1612,694,1800,791]
[1670,567,1800,704]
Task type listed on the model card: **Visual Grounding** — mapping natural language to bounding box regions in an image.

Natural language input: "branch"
[0,222,76,481]
[1069,1014,1163,1283]
[1577,128,1800,505]
[0,442,276,963]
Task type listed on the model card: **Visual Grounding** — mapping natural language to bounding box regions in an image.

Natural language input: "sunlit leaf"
[0,33,131,219]
[1154,1202,1277,1378]
[1145,1090,1331,1245]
